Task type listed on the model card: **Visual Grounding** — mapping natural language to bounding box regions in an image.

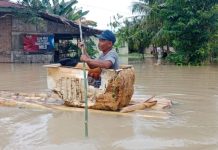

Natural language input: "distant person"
[156,47,162,65]
[79,30,119,70]
[157,47,162,59]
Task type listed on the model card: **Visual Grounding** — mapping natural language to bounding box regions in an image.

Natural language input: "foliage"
[206,4,218,62]
[66,42,80,58]
[47,0,89,21]
[85,38,99,58]
[115,17,152,54]
[166,52,185,65]
[18,0,50,12]
[160,0,218,65]
[15,0,48,24]
[114,0,165,55]
[17,0,91,23]
[207,29,218,61]
[108,13,123,32]
[113,0,218,65]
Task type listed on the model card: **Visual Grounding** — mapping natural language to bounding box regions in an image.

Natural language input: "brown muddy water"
[0,58,218,150]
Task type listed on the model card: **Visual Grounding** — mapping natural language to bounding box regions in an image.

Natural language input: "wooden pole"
[79,20,89,137]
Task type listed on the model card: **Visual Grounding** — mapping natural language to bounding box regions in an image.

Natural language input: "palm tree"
[131,0,171,54]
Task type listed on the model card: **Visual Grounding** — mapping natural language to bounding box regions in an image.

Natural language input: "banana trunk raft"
[0,63,172,118]
[45,63,135,111]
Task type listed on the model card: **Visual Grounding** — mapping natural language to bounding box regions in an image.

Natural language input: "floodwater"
[0,58,218,150]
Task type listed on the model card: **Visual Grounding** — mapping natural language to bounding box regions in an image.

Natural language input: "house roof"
[39,12,102,36]
[0,1,102,36]
[0,1,22,8]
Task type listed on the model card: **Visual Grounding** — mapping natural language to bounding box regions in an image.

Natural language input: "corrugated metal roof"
[0,1,22,8]
[0,1,102,35]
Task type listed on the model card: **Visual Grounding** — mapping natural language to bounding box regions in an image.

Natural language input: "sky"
[76,0,135,30]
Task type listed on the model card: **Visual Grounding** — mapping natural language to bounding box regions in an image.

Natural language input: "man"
[79,30,119,70]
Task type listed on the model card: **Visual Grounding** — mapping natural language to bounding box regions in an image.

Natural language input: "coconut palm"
[117,0,162,54]
[129,0,175,58]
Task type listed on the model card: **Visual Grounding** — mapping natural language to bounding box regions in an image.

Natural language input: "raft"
[0,90,171,119]
[44,63,135,111]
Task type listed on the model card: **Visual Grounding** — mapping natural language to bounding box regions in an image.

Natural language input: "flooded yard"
[0,58,218,150]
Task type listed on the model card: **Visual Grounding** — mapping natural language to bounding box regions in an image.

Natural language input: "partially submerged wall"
[0,13,12,62]
[11,52,53,63]
[10,18,75,63]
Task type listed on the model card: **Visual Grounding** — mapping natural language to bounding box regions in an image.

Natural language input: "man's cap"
[97,30,116,44]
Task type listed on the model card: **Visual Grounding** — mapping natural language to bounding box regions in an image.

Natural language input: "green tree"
[15,0,46,22]
[206,4,218,62]
[207,18,218,62]
[19,0,88,21]
[161,0,218,65]
[115,0,166,56]
[85,38,99,58]
[18,0,97,27]
[48,0,89,21]
[115,0,217,65]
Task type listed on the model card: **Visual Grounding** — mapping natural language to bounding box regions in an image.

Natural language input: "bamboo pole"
[78,20,89,137]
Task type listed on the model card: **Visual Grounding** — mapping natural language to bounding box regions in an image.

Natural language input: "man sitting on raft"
[79,30,119,70]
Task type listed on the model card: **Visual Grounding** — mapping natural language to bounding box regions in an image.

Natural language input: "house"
[0,1,101,63]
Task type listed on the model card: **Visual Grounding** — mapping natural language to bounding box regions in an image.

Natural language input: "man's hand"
[78,41,85,50]
[78,41,89,57]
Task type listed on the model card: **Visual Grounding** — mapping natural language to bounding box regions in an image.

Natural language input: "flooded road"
[0,59,218,150]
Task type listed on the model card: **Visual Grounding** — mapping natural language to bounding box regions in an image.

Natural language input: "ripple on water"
[1,108,52,149]
[112,135,218,150]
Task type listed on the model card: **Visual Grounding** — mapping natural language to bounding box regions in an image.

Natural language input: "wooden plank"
[0,98,170,119]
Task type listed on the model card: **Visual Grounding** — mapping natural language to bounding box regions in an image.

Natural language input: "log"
[120,101,157,113]
[0,98,170,119]
[0,90,172,119]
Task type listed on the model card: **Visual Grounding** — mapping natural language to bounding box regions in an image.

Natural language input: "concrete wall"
[11,51,53,63]
[118,42,128,55]
[0,13,11,62]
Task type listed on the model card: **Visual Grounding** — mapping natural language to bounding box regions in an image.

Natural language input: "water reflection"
[0,59,218,150]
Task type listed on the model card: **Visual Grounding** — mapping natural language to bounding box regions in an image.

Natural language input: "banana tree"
[19,0,89,21]
[49,0,87,20]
